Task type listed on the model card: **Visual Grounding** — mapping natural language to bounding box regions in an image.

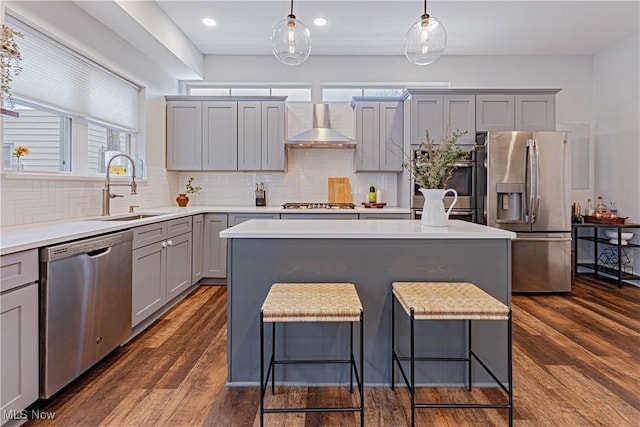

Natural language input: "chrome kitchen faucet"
[102,154,137,216]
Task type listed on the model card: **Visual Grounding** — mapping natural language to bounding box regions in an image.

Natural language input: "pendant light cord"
[288,0,295,19]
[423,0,427,15]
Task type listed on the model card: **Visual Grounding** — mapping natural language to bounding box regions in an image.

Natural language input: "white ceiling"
[155,0,640,56]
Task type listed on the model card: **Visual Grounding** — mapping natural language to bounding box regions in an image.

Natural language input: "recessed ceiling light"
[313,17,328,27]
[202,17,217,27]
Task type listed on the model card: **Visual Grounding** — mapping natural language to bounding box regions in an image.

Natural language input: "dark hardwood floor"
[28,277,639,426]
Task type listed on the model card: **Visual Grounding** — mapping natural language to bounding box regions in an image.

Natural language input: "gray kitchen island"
[220,219,515,386]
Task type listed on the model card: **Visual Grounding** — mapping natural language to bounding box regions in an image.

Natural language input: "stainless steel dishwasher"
[39,230,133,398]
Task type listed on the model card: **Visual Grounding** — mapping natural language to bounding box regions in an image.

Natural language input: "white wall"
[593,32,640,281]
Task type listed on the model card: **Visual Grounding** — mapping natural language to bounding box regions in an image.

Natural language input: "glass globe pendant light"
[404,0,446,65]
[271,0,311,65]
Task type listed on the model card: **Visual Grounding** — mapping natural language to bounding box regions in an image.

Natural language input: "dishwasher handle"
[87,246,112,258]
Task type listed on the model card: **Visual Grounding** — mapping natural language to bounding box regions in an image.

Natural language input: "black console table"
[573,222,640,287]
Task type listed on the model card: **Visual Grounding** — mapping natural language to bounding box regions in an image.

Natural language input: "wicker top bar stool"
[260,283,364,427]
[391,281,513,426]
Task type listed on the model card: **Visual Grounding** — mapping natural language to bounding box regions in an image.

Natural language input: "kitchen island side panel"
[226,238,511,386]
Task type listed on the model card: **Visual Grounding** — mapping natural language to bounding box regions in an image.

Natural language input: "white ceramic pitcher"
[419,188,458,227]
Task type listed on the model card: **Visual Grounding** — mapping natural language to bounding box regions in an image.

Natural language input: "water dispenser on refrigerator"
[495,183,524,223]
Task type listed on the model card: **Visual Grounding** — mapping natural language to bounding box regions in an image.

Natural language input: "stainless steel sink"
[101,214,163,221]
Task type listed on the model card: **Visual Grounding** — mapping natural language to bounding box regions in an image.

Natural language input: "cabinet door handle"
[167,240,173,246]
[161,241,168,248]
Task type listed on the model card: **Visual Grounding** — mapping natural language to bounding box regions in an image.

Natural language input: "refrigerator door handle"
[531,139,540,223]
[525,139,535,223]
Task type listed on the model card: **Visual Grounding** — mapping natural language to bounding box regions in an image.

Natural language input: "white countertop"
[0,205,410,255]
[220,219,516,240]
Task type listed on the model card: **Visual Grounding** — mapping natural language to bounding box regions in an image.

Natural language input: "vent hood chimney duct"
[286,104,355,148]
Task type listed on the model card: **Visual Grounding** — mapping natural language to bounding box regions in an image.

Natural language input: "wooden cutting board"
[328,177,352,203]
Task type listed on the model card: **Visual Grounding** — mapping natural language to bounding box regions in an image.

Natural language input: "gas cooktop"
[282,202,356,210]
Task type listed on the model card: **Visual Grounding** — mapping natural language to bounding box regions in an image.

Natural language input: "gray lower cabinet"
[359,213,411,219]
[228,213,280,226]
[204,214,228,278]
[476,93,556,131]
[281,213,359,220]
[132,240,166,327]
[1,250,39,425]
[132,217,193,326]
[165,232,192,301]
[191,214,204,285]
[352,99,403,172]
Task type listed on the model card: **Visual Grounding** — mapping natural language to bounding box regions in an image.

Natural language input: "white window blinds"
[6,15,140,131]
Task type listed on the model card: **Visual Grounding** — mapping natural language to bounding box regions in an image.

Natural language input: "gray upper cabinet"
[476,93,556,131]
[261,102,286,171]
[409,95,443,145]
[475,95,515,131]
[352,98,403,172]
[515,94,556,131]
[203,101,238,170]
[166,101,202,170]
[238,102,262,170]
[406,92,475,146]
[166,96,286,172]
[238,101,286,171]
[443,95,476,145]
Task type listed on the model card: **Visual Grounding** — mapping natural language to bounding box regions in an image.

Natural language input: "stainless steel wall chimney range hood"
[286,104,355,148]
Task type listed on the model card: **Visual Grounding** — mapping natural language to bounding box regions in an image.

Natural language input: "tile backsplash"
[0,165,174,227]
[179,149,399,207]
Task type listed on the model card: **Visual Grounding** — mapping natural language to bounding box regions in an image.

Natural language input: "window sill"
[1,171,147,183]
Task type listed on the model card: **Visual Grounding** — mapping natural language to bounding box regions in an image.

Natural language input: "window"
[185,84,312,101]
[87,123,136,175]
[4,15,142,177]
[321,86,406,102]
[2,102,72,173]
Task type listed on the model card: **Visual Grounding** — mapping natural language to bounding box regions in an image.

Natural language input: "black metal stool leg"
[260,312,264,427]
[410,307,416,427]
[350,321,354,394]
[271,322,275,395]
[468,319,472,391]
[508,312,513,427]
[360,310,364,427]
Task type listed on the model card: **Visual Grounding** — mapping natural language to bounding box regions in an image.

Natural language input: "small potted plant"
[177,177,202,207]
[403,129,473,226]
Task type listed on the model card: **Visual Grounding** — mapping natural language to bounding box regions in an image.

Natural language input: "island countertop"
[220,219,516,240]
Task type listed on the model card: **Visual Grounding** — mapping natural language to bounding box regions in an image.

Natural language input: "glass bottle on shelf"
[609,201,618,218]
[595,195,608,217]
[585,199,594,216]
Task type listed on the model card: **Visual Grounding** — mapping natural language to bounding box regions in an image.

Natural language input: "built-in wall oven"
[410,138,486,223]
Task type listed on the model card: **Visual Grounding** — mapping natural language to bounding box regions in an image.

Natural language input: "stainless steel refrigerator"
[486,131,571,292]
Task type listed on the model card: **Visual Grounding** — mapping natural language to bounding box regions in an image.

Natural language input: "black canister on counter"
[255,182,266,206]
